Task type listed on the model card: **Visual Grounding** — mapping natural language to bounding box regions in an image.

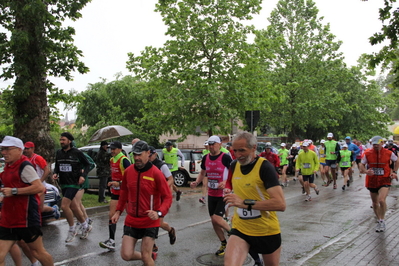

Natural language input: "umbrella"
[88,125,133,143]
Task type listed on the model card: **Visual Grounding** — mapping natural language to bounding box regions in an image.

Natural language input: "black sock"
[221,239,227,245]
[109,220,116,240]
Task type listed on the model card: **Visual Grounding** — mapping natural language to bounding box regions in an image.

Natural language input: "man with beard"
[53,132,92,243]
[111,140,172,265]
[190,135,232,256]
[224,131,286,266]
[359,136,399,232]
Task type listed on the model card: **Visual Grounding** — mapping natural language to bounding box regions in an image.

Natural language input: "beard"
[61,143,70,150]
[237,155,253,166]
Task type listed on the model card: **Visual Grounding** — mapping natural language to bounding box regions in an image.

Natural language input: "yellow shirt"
[231,157,281,236]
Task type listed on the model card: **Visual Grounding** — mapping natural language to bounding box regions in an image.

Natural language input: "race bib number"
[111,185,120,190]
[303,163,311,169]
[321,154,326,158]
[237,208,261,220]
[59,164,72,172]
[373,168,384,176]
[208,179,219,189]
[331,163,337,169]
[341,162,349,166]
[166,163,174,169]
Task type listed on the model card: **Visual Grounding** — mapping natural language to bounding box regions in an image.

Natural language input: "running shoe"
[169,227,176,245]
[153,243,158,252]
[88,218,93,225]
[199,197,206,204]
[284,181,288,187]
[342,185,346,191]
[375,221,382,232]
[176,190,182,201]
[302,187,306,195]
[65,230,76,243]
[315,188,320,195]
[152,252,157,261]
[379,221,386,232]
[254,258,264,266]
[333,184,337,189]
[80,224,92,239]
[74,222,81,236]
[215,243,226,256]
[305,195,312,202]
[347,180,350,187]
[293,177,298,181]
[322,181,328,187]
[99,239,115,250]
[52,205,61,220]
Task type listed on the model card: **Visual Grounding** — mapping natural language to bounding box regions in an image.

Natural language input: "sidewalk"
[298,208,399,266]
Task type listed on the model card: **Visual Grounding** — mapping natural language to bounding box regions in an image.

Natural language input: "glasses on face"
[24,147,32,150]
[208,142,217,146]
[0,147,19,152]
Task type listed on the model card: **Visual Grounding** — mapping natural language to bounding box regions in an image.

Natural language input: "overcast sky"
[0,0,390,118]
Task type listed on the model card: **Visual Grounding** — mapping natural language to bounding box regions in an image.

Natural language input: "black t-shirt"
[229,157,280,189]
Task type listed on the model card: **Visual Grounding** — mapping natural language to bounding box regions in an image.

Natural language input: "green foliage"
[127,0,272,138]
[254,0,395,141]
[75,75,161,146]
[0,0,91,161]
[368,0,399,87]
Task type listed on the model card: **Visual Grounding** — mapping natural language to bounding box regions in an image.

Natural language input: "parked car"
[157,149,203,187]
[79,143,132,189]
[51,143,132,189]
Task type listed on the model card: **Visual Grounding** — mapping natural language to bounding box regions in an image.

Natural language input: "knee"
[141,252,152,263]
[120,250,131,261]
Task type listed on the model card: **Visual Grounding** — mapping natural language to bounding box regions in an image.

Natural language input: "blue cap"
[345,136,351,140]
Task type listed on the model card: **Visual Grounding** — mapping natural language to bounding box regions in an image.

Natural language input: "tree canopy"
[126,0,272,139]
[0,0,90,160]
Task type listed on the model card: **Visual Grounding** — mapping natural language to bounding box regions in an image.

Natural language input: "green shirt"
[278,148,289,165]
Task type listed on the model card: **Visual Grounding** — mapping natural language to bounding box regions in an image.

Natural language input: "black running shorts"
[231,229,281,254]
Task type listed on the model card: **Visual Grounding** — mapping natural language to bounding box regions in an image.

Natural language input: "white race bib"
[341,161,349,166]
[60,164,72,172]
[208,179,219,189]
[237,208,261,220]
[373,168,384,176]
[303,163,311,169]
[166,163,174,169]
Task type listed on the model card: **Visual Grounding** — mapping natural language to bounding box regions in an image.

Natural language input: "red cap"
[24,141,35,148]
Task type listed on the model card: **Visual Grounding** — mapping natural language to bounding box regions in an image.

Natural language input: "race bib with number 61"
[237,207,261,220]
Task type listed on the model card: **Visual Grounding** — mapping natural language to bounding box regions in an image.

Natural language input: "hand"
[366,168,374,176]
[217,181,226,190]
[224,193,245,208]
[78,176,85,185]
[391,172,398,181]
[146,210,159,220]
[190,181,198,188]
[111,211,120,224]
[52,174,58,180]
[0,187,12,197]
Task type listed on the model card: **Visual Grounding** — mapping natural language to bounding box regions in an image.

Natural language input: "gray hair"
[233,131,257,149]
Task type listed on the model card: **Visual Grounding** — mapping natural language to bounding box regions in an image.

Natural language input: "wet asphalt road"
[5,167,399,265]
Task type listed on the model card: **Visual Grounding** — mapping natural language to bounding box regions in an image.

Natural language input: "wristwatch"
[244,199,256,211]
[11,188,18,196]
[157,211,163,218]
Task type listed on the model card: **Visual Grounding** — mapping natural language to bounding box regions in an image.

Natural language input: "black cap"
[165,141,173,147]
[61,132,74,141]
[132,140,150,154]
[100,141,108,146]
[149,146,157,154]
[109,141,122,149]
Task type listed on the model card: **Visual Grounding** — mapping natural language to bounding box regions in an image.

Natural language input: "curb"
[60,205,109,218]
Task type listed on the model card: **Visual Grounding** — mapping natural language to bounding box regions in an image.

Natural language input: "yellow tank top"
[231,158,281,236]
[319,146,326,163]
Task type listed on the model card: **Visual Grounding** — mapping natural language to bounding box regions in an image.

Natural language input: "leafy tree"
[368,0,399,87]
[254,0,346,141]
[75,75,161,146]
[127,0,271,139]
[0,0,90,161]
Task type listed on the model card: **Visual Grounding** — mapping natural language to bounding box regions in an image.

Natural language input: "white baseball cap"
[207,135,221,145]
[280,143,286,147]
[342,144,348,148]
[0,136,24,150]
[327,133,333,138]
[302,142,309,147]
[320,139,326,144]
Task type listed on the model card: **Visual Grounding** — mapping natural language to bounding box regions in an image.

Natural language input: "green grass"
[81,193,111,208]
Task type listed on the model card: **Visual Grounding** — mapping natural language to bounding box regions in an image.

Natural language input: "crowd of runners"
[0,131,397,266]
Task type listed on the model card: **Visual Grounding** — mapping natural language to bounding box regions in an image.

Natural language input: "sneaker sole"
[99,243,115,250]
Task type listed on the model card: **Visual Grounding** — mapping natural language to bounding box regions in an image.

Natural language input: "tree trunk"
[12,0,54,162]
